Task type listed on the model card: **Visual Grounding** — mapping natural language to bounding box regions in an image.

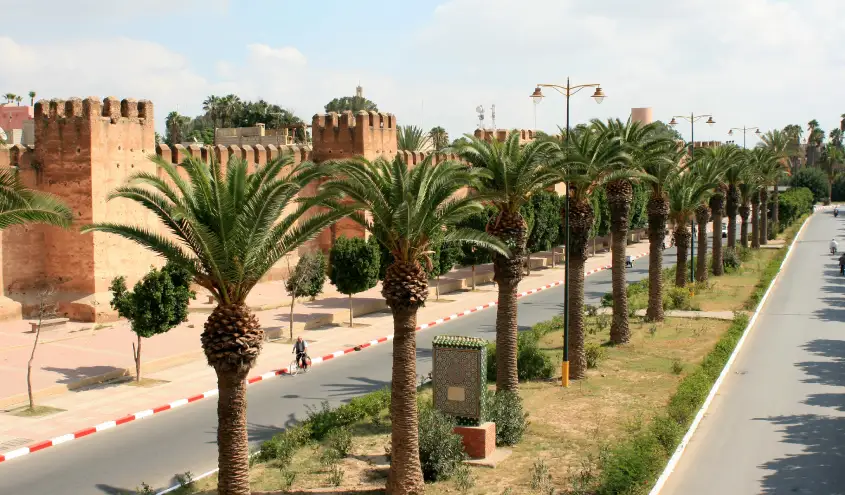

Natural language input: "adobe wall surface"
[0,105,34,131]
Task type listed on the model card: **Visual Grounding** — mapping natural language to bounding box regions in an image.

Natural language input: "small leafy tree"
[527,191,560,269]
[456,208,494,290]
[285,252,327,339]
[324,96,378,113]
[791,167,828,203]
[27,280,58,411]
[329,236,380,327]
[110,263,195,382]
[427,234,461,300]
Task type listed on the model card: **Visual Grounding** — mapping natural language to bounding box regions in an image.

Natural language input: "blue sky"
[2,0,844,143]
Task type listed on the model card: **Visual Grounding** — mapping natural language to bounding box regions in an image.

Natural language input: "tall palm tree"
[756,148,789,244]
[321,154,506,495]
[700,146,738,276]
[738,171,760,248]
[0,169,73,229]
[667,169,715,288]
[14,96,22,106]
[783,124,804,175]
[641,142,683,321]
[591,118,645,344]
[28,91,35,106]
[397,125,431,152]
[203,95,221,127]
[746,152,764,249]
[429,126,449,151]
[693,200,710,282]
[550,128,628,378]
[3,93,16,104]
[720,144,747,250]
[820,143,844,204]
[760,129,791,232]
[453,132,558,391]
[82,155,343,495]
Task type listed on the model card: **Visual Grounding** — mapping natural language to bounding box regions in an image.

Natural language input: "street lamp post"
[728,126,761,149]
[669,113,716,283]
[531,79,605,387]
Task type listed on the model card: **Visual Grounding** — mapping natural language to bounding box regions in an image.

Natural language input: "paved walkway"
[661,209,845,494]
[0,234,667,449]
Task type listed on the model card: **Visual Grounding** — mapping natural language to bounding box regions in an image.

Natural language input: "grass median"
[158,217,807,495]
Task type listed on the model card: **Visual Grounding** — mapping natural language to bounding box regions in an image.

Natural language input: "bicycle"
[289,352,311,376]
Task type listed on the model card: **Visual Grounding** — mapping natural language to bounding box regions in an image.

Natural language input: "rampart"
[0,100,443,322]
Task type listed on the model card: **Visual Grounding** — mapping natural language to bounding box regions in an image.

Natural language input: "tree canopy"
[324,96,378,113]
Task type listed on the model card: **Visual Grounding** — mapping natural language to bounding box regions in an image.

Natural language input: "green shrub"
[486,328,555,382]
[722,247,742,271]
[256,424,312,466]
[326,427,353,457]
[279,470,297,491]
[327,465,345,486]
[488,390,529,446]
[600,291,613,308]
[418,405,466,481]
[347,388,391,425]
[779,187,815,227]
[585,343,607,369]
[790,169,828,203]
[663,287,691,311]
[737,246,753,262]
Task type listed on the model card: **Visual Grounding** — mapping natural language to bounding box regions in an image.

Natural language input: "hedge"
[593,213,807,494]
[777,187,814,228]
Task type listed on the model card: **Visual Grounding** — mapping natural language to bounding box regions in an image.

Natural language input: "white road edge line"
[648,213,813,495]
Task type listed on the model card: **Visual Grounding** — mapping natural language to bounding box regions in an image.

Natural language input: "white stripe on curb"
[648,214,812,495]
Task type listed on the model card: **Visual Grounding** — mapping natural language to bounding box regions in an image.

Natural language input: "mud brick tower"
[310,110,397,248]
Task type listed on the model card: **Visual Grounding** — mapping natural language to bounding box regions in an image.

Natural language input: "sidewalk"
[0,221,721,452]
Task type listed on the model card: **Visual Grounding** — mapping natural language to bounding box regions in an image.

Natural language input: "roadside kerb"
[648,213,813,495]
[0,249,650,465]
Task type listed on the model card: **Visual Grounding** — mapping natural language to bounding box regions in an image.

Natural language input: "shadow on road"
[756,337,845,494]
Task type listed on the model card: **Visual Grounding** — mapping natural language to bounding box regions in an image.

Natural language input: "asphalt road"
[0,237,695,495]
[662,211,845,495]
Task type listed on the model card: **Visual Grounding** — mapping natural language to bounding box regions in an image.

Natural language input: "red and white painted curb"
[0,249,650,465]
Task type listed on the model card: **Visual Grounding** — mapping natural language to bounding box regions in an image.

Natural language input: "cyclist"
[831,238,839,255]
[292,336,308,371]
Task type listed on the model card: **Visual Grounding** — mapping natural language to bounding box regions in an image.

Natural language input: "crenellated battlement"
[311,110,397,162]
[155,143,312,168]
[33,97,153,123]
[474,128,536,144]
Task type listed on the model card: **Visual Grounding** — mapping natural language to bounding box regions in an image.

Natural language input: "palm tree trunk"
[771,187,780,235]
[216,369,251,495]
[607,180,633,345]
[710,193,725,276]
[646,197,668,322]
[202,303,264,495]
[739,204,750,248]
[674,224,691,288]
[495,279,519,390]
[695,205,709,283]
[760,189,769,245]
[386,306,425,495]
[751,193,761,249]
[726,185,739,248]
[289,296,295,340]
[567,199,594,379]
[490,211,526,392]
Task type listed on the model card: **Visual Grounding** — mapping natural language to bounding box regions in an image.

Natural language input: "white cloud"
[0,0,844,144]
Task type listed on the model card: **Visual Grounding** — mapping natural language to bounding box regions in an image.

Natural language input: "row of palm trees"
[82,118,788,494]
[2,91,36,106]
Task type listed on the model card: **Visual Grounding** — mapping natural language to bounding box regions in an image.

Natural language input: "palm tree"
[760,129,791,232]
[830,128,843,148]
[82,155,343,495]
[28,91,35,106]
[3,93,16,104]
[667,169,715,287]
[641,142,683,321]
[453,132,558,391]
[722,145,748,250]
[783,124,804,175]
[738,168,760,248]
[591,118,644,344]
[820,143,844,205]
[397,125,431,152]
[757,148,789,243]
[806,119,825,168]
[699,146,737,276]
[0,169,73,229]
[321,154,506,495]
[429,126,449,151]
[203,95,221,127]
[551,127,628,377]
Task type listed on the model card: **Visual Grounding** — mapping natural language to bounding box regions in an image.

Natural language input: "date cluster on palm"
[382,261,428,310]
[201,304,264,374]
